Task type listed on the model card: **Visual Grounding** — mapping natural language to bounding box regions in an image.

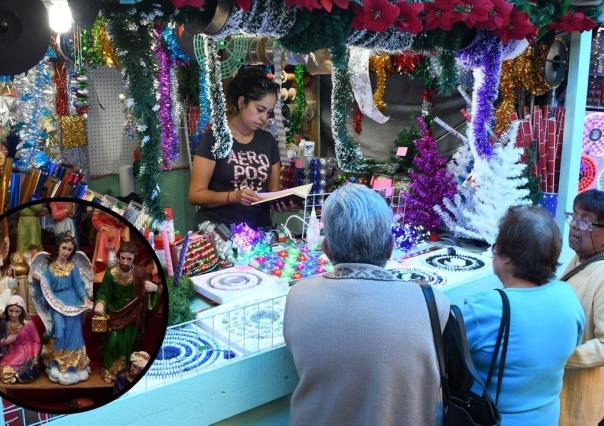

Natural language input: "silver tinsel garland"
[347,28,414,53]
[216,0,297,38]
[204,36,234,159]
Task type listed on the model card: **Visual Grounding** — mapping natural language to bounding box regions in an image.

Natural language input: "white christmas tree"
[435,121,531,244]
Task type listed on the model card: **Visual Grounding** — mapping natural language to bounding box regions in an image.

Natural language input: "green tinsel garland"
[279,6,354,54]
[167,275,196,326]
[107,9,165,222]
[412,25,476,53]
[434,50,458,97]
[286,65,306,145]
[330,44,363,173]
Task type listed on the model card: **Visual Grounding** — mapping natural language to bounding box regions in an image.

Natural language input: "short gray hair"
[322,184,393,266]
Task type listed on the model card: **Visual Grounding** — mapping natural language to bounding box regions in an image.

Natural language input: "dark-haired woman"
[189,68,281,229]
[462,206,585,425]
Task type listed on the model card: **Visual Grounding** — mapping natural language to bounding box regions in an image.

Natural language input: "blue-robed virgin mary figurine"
[30,234,94,385]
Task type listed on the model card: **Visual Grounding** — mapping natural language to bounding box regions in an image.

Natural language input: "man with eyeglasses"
[560,189,604,426]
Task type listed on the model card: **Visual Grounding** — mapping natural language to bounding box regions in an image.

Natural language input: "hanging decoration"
[108,7,165,222]
[347,27,415,52]
[53,62,69,116]
[348,47,389,124]
[217,0,297,38]
[204,36,235,159]
[403,115,456,232]
[271,45,289,164]
[91,17,121,68]
[369,55,391,112]
[154,23,180,168]
[456,31,503,159]
[59,116,88,149]
[193,34,211,141]
[495,43,551,134]
[12,62,54,172]
[286,65,307,145]
[279,6,354,54]
[163,25,192,63]
[330,44,363,172]
[217,36,251,79]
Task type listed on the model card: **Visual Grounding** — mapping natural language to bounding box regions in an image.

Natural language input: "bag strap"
[560,252,604,282]
[420,285,447,403]
[485,289,511,404]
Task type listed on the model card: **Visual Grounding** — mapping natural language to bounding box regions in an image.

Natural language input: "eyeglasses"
[564,212,604,232]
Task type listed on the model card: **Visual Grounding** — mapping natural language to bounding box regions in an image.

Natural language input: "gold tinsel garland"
[60,116,88,148]
[93,18,120,68]
[369,55,392,112]
[495,44,551,134]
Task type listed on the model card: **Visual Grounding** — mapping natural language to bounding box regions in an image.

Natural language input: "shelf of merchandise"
[13,30,590,426]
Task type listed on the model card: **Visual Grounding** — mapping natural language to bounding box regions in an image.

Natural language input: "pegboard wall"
[86,67,188,177]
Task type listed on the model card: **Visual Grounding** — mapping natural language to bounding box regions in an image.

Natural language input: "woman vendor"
[188,67,283,229]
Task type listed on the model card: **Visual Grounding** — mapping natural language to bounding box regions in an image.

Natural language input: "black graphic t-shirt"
[194,129,280,228]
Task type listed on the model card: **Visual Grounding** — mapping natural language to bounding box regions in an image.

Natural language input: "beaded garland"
[424,253,485,272]
[147,324,235,379]
[388,268,446,288]
[208,270,263,291]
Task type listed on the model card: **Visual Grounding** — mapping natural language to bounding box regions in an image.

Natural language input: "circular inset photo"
[0,198,168,414]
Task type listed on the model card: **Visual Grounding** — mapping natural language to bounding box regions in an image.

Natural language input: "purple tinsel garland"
[154,24,179,168]
[403,116,456,231]
[456,31,503,159]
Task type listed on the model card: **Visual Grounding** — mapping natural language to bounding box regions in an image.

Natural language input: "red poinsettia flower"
[394,1,424,34]
[495,10,537,44]
[352,0,400,32]
[424,0,462,32]
[480,0,513,31]
[237,0,251,11]
[547,12,598,33]
[319,0,350,13]
[457,0,493,28]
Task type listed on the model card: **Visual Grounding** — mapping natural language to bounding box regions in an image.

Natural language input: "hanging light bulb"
[48,1,73,34]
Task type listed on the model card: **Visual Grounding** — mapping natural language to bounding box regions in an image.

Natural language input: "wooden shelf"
[0,372,112,391]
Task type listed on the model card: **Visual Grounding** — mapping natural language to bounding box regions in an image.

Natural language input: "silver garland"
[170,65,182,164]
[272,45,289,164]
[347,28,415,53]
[204,36,234,159]
[216,0,297,38]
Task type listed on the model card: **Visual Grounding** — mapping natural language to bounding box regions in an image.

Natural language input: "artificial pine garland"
[279,6,354,54]
[107,8,165,221]
[330,44,363,173]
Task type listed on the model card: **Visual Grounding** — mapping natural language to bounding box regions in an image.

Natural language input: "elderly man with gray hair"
[284,184,450,426]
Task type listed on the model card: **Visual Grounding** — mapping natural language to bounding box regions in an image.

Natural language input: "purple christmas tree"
[403,116,456,232]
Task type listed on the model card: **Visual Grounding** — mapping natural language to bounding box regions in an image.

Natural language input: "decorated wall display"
[583,113,604,157]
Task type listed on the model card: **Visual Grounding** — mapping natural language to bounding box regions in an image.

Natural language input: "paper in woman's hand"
[251,183,313,205]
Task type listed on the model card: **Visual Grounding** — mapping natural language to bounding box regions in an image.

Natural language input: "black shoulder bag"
[421,285,510,426]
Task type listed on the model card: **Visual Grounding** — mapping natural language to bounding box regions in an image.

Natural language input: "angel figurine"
[29,234,94,385]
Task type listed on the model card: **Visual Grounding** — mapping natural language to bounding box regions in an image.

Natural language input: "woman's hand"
[31,272,42,282]
[5,334,17,345]
[83,299,94,310]
[233,188,262,206]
